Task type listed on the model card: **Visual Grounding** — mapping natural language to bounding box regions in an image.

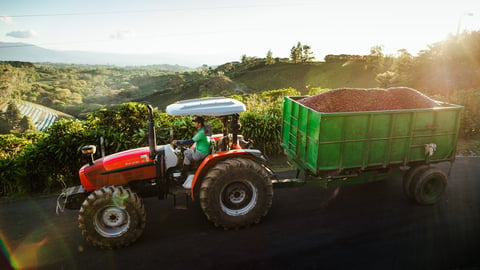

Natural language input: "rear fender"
[190,149,270,199]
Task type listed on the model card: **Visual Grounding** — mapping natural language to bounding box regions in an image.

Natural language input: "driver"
[172,116,209,182]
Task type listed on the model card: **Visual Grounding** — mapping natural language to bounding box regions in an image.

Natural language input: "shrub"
[0,134,32,159]
[19,119,91,191]
[241,107,283,156]
[0,157,26,196]
[450,88,480,138]
[239,88,298,155]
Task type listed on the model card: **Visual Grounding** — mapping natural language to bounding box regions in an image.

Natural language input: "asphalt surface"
[1,157,479,270]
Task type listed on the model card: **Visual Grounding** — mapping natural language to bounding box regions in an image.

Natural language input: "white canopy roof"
[166,97,246,116]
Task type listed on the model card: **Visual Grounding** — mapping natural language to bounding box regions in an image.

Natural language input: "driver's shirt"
[192,127,209,155]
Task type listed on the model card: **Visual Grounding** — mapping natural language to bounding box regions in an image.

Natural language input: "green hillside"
[231,61,376,94]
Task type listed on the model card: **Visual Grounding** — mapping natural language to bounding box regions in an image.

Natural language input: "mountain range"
[0,42,223,67]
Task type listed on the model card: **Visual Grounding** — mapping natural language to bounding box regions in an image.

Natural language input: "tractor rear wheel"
[200,157,273,229]
[78,186,146,249]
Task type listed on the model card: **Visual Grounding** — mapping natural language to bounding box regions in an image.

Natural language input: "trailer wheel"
[403,165,429,200]
[411,167,448,205]
[78,186,146,249]
[199,157,273,229]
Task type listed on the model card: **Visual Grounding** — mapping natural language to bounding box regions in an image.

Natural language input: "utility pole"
[456,12,474,36]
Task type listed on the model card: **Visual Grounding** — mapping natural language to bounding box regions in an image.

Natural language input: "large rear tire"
[199,157,273,229]
[78,186,146,249]
[411,167,448,205]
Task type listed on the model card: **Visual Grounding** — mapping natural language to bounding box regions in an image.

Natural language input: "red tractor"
[58,97,275,249]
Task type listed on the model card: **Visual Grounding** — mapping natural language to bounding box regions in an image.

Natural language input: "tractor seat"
[190,137,215,170]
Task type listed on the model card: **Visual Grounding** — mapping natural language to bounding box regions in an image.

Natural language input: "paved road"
[1,157,479,270]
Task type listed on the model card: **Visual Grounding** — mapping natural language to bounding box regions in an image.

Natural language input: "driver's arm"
[175,139,194,145]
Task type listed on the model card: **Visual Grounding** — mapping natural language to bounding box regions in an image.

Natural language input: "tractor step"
[169,187,190,210]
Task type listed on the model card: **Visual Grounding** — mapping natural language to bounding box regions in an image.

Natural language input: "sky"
[0,0,479,65]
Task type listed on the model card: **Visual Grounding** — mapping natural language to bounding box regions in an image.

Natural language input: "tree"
[290,42,302,63]
[0,116,9,134]
[54,88,72,104]
[266,50,275,65]
[373,48,414,88]
[240,54,258,64]
[301,44,315,62]
[367,45,386,73]
[241,54,248,63]
[290,42,314,63]
[391,49,414,86]
[19,115,36,133]
[0,64,37,100]
[5,102,22,131]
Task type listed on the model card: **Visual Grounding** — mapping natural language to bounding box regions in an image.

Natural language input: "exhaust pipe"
[147,105,157,159]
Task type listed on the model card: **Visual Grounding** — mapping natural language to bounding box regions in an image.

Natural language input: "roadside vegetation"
[1,33,479,198]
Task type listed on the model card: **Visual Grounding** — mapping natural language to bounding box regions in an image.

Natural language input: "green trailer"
[281,96,464,205]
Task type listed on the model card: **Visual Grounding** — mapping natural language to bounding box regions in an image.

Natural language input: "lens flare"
[0,198,77,269]
[0,234,16,269]
[12,237,49,269]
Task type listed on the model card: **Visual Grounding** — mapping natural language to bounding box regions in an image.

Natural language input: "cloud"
[110,29,134,40]
[6,30,38,39]
[0,16,13,25]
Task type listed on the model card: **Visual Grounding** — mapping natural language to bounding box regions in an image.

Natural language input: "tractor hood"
[166,97,246,116]
[79,146,160,191]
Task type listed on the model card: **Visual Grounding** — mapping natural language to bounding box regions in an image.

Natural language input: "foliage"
[0,157,26,196]
[412,31,480,98]
[0,63,38,100]
[374,49,415,88]
[241,108,282,155]
[2,102,22,132]
[0,102,37,134]
[0,134,32,159]
[265,50,275,65]
[86,102,150,152]
[0,134,36,196]
[20,119,92,191]
[0,62,196,118]
[19,115,36,133]
[449,88,480,138]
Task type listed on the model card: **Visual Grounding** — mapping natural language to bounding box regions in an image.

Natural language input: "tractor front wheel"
[200,157,273,229]
[78,186,146,249]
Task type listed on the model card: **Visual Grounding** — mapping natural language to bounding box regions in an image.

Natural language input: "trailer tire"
[411,167,447,205]
[199,157,273,229]
[403,165,429,200]
[78,186,146,249]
